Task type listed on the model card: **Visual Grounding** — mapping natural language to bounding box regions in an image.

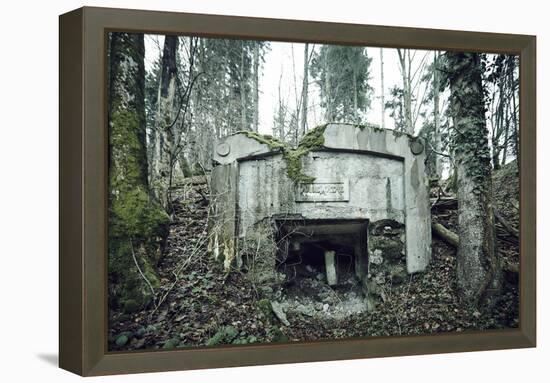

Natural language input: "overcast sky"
[144,35,440,136]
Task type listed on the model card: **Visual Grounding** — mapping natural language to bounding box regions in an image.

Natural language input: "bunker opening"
[276,218,368,289]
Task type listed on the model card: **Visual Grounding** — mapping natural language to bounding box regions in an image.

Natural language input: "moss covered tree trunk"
[447,52,500,306]
[108,33,169,313]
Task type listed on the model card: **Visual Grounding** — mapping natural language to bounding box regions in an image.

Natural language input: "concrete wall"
[237,152,405,236]
[210,123,431,274]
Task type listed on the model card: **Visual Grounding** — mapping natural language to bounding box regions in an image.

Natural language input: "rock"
[370,236,404,263]
[115,334,129,347]
[314,302,324,311]
[259,285,273,296]
[271,301,290,326]
[370,250,383,265]
[390,264,408,284]
[136,327,146,338]
[322,303,329,312]
[296,304,315,317]
[163,338,179,349]
[374,273,386,285]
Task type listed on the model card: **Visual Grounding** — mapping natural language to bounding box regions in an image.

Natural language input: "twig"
[129,238,156,298]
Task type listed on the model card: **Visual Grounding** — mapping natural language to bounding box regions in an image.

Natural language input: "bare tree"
[397,49,413,133]
[433,51,442,179]
[154,35,179,209]
[253,41,260,132]
[300,43,309,137]
[380,48,386,129]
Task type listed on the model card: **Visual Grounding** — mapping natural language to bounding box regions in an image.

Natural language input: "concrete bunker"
[209,123,431,305]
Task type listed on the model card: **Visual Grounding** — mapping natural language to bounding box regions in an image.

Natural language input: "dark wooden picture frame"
[59,6,536,376]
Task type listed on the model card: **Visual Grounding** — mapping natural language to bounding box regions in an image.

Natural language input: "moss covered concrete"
[237,130,287,151]
[282,124,328,183]
[237,125,328,183]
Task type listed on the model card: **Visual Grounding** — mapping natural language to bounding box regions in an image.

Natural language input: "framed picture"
[59,6,536,376]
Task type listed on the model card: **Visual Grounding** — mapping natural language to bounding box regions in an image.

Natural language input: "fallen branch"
[494,209,519,238]
[430,196,458,210]
[432,222,459,248]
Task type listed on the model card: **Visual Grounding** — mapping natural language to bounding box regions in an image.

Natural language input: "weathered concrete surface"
[208,163,238,269]
[213,133,274,165]
[325,250,337,286]
[210,123,431,274]
[237,152,405,236]
[322,124,431,273]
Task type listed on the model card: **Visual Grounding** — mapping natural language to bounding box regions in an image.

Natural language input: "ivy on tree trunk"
[447,52,501,306]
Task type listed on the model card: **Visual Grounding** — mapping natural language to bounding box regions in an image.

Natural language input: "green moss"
[205,326,238,346]
[390,264,408,284]
[162,338,180,349]
[257,299,274,320]
[282,149,315,183]
[110,188,169,239]
[298,124,327,149]
[269,326,289,343]
[122,299,139,313]
[108,188,168,309]
[282,124,328,183]
[369,237,404,263]
[237,125,328,183]
[237,130,287,151]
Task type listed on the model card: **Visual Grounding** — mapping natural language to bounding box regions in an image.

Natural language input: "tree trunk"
[447,52,500,306]
[380,48,385,129]
[433,52,442,179]
[150,64,163,185]
[397,49,413,134]
[240,41,247,130]
[324,51,332,121]
[253,42,259,132]
[509,57,519,166]
[108,32,169,312]
[353,62,358,123]
[501,95,510,166]
[155,35,179,210]
[300,43,309,137]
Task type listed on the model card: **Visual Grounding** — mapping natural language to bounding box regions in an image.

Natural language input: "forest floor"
[108,163,520,351]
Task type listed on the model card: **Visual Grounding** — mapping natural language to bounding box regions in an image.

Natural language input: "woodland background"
[106,30,520,350]
[0,1,546,383]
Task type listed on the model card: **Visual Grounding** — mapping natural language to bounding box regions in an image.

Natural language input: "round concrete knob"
[216,142,230,157]
[409,139,424,155]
